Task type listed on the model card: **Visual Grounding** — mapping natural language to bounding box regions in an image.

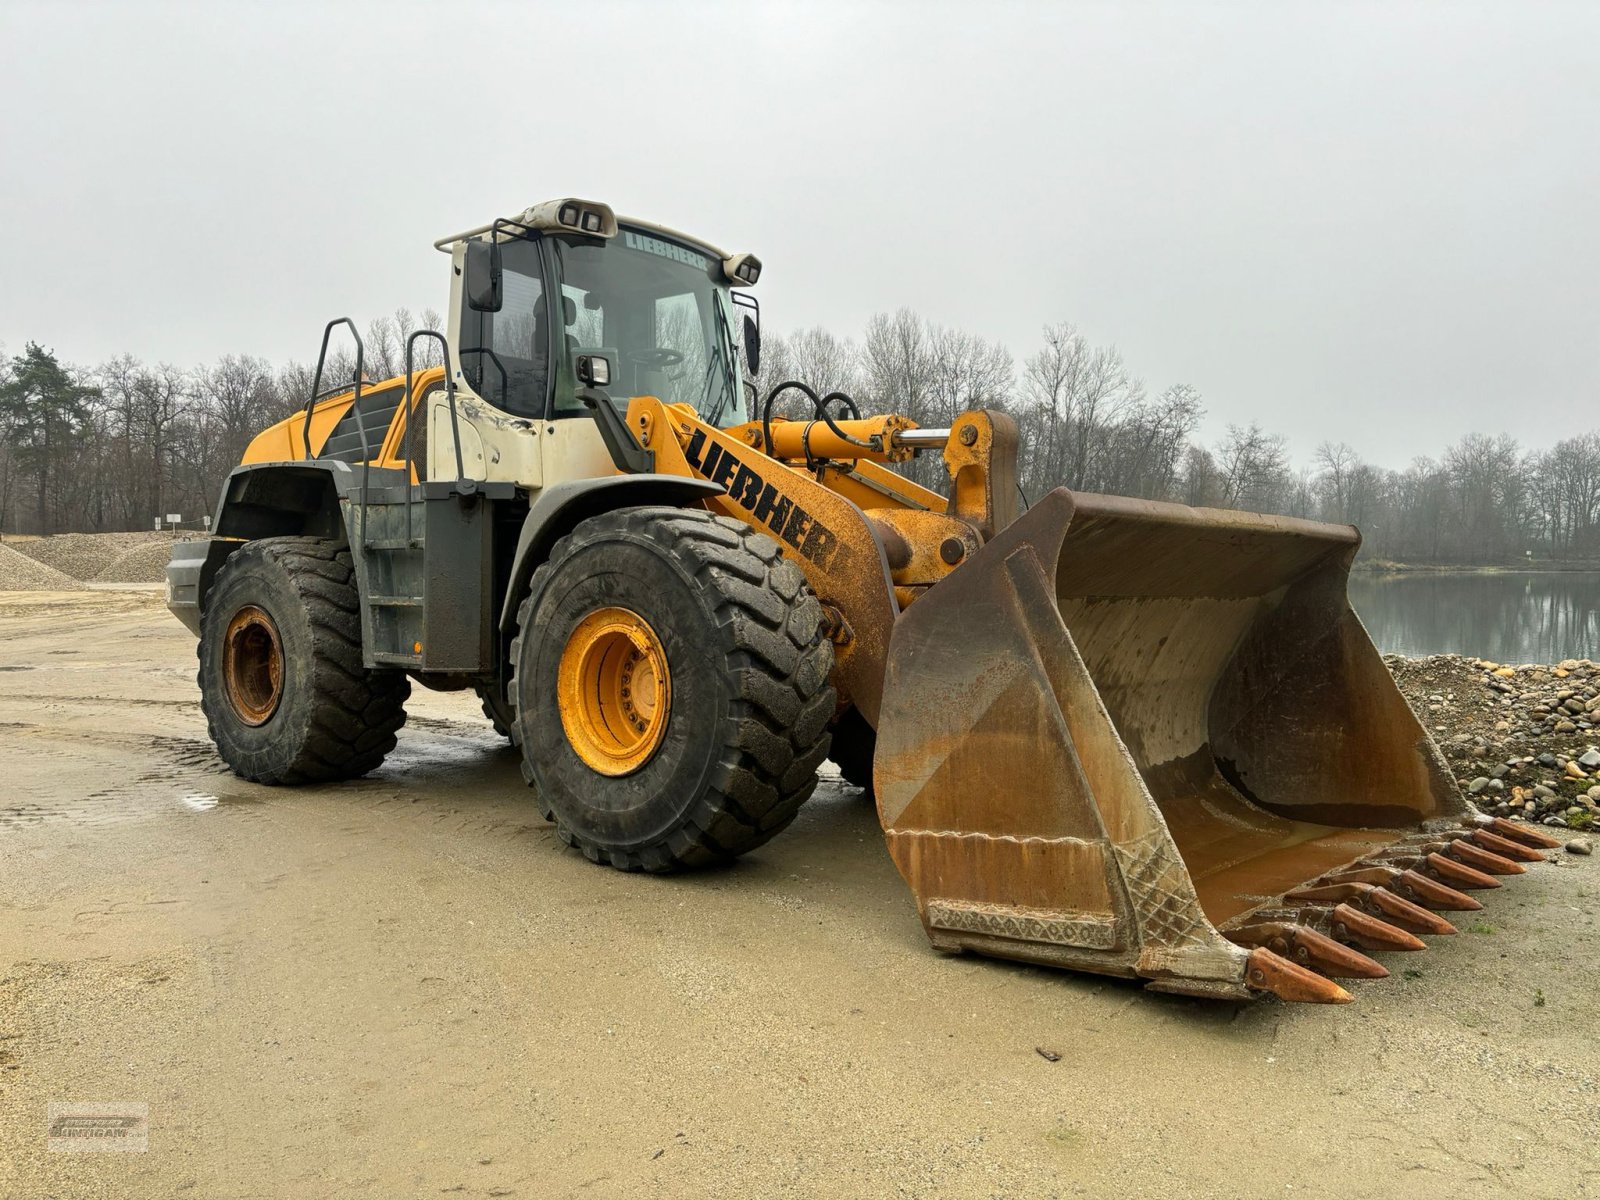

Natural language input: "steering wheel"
[626,348,684,369]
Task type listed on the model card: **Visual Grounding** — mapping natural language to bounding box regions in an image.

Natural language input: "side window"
[458,238,550,417]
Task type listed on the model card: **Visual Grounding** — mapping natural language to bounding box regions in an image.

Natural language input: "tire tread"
[198,536,408,785]
[512,508,835,871]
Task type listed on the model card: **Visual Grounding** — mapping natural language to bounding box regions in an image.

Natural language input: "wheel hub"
[223,604,284,726]
[557,607,672,776]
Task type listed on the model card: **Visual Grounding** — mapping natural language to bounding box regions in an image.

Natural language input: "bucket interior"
[1053,501,1445,926]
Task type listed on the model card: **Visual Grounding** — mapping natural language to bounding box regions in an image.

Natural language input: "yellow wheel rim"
[557,607,671,776]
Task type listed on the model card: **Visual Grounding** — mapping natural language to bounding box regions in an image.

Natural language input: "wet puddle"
[179,793,264,812]
[2,720,519,833]
[1,786,267,830]
[3,736,266,831]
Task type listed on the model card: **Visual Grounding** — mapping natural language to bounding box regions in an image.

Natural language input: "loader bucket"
[873,488,1555,1003]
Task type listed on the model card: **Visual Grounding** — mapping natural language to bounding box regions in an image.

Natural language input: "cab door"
[433,233,551,488]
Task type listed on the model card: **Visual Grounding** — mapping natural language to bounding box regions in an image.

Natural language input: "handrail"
[304,318,377,550]
[401,331,467,546]
[432,214,535,252]
[303,318,367,462]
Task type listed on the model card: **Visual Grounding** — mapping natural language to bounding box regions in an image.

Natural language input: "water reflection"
[1347,572,1600,662]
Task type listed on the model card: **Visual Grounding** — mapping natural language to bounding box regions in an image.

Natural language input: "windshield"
[550,228,744,426]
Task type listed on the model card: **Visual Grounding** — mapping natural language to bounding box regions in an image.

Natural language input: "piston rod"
[892,428,952,449]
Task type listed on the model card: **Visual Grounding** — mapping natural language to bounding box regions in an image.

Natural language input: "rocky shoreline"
[1388,654,1598,851]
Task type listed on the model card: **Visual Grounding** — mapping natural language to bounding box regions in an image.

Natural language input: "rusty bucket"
[873,488,1555,1002]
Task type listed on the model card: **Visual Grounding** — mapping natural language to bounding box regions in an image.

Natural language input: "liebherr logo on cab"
[684,429,844,571]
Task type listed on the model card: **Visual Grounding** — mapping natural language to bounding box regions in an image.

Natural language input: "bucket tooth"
[1317,864,1479,911]
[1287,882,1376,903]
[1290,927,1388,979]
[1327,903,1427,952]
[1438,838,1525,876]
[1372,850,1500,890]
[1468,828,1549,864]
[1419,851,1501,891]
[1390,869,1481,912]
[1320,866,1400,887]
[1245,947,1353,1004]
[1228,922,1387,979]
[1285,881,1457,936]
[1365,886,1459,936]
[1479,817,1563,850]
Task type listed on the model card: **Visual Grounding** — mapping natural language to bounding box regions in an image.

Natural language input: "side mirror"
[742,314,761,376]
[465,240,502,312]
[576,353,611,388]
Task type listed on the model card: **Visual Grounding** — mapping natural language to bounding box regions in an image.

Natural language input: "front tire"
[198,537,409,784]
[512,507,835,871]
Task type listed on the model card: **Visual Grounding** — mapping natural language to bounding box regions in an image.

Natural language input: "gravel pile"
[6,531,201,586]
[0,543,86,591]
[10,531,185,582]
[1388,654,1600,835]
[93,540,185,583]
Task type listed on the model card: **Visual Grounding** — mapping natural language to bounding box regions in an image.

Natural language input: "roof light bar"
[522,198,618,239]
[722,252,762,288]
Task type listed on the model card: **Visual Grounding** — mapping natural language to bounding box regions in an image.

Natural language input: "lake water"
[1346,571,1600,662]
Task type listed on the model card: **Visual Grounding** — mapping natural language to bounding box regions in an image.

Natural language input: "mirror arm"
[578,386,654,474]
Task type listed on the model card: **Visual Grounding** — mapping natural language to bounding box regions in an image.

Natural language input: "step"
[369,650,423,668]
[363,538,424,551]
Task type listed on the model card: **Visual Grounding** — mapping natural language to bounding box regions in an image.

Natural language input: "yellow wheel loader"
[168,198,1560,1004]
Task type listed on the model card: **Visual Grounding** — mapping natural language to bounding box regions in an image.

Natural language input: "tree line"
[0,311,439,536]
[3,308,1597,564]
[755,310,1600,565]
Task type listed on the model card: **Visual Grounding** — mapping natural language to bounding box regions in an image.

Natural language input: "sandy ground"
[1,589,1597,1200]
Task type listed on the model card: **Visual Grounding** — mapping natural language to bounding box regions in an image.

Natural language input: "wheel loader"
[168,197,1560,1005]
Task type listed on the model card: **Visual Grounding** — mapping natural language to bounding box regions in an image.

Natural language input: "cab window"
[550,231,743,426]
[457,237,551,417]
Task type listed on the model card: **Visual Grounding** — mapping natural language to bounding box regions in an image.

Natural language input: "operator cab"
[442,199,760,431]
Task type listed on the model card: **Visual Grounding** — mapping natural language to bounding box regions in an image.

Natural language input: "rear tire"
[513,507,835,871]
[198,536,409,784]
[476,681,516,743]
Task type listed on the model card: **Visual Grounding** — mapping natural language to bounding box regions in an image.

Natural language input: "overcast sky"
[2,1,1596,467]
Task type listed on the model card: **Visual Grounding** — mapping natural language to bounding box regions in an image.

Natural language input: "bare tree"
[1018,322,1137,495]
[276,361,315,421]
[1178,444,1222,508]
[365,316,399,381]
[190,354,278,495]
[1536,432,1600,555]
[788,326,863,402]
[861,308,935,423]
[1215,423,1290,511]
[1097,383,1204,499]
[1442,432,1526,561]
[413,307,445,370]
[902,323,1012,489]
